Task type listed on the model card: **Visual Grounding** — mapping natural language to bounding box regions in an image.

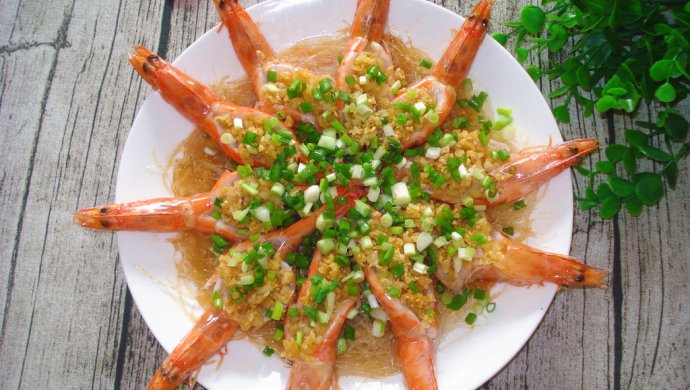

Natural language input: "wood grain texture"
[0,0,687,389]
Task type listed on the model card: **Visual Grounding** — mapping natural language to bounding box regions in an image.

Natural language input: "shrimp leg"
[74,171,248,241]
[396,0,494,149]
[285,249,358,390]
[436,234,607,292]
[129,46,304,167]
[148,308,239,390]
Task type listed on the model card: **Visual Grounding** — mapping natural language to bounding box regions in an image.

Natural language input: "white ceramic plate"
[116,0,571,388]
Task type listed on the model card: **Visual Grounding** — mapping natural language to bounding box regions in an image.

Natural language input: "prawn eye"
[218,0,225,9]
[481,18,488,27]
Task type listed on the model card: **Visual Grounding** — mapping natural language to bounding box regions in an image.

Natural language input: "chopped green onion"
[296,331,303,346]
[390,80,402,94]
[270,182,285,197]
[317,310,330,324]
[267,69,277,83]
[317,238,336,255]
[372,319,386,337]
[497,107,512,117]
[300,101,313,114]
[344,325,355,340]
[380,213,393,228]
[412,262,429,274]
[336,338,347,355]
[391,182,411,206]
[512,200,526,210]
[273,328,284,341]
[345,75,356,86]
[240,274,255,285]
[317,134,336,150]
[408,281,420,293]
[319,78,333,93]
[465,312,478,325]
[271,302,285,320]
[262,346,275,356]
[211,290,223,310]
[391,263,404,278]
[387,286,401,298]
[240,182,259,196]
[493,116,512,130]
[416,232,433,252]
[419,59,433,69]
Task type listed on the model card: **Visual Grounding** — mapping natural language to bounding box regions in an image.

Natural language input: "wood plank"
[0,44,59,390]
[616,100,689,389]
[0,0,166,388]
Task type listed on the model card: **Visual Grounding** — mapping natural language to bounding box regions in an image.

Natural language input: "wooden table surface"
[1,0,687,388]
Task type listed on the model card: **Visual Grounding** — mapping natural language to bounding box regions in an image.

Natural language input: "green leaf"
[597,183,614,200]
[595,161,615,174]
[634,173,664,205]
[580,199,598,211]
[608,176,635,197]
[638,145,673,161]
[575,166,592,176]
[586,186,598,201]
[526,65,542,81]
[576,67,592,90]
[623,151,637,175]
[548,85,571,98]
[664,160,678,189]
[516,47,529,64]
[624,130,648,147]
[685,1,690,12]
[547,24,569,51]
[606,87,628,97]
[624,196,643,217]
[552,105,570,123]
[655,82,676,103]
[649,59,674,82]
[600,197,621,219]
[605,144,628,162]
[664,112,688,142]
[492,33,508,46]
[596,95,616,112]
[520,5,546,34]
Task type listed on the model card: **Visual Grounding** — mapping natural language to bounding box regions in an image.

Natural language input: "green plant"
[495,0,690,218]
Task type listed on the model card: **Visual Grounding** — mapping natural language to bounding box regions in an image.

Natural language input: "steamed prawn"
[213,0,336,127]
[148,190,360,389]
[130,45,304,167]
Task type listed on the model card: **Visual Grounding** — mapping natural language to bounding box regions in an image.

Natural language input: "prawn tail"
[213,0,275,79]
[365,267,438,389]
[478,238,607,288]
[74,193,212,233]
[286,360,335,390]
[147,309,238,390]
[129,46,222,128]
[432,0,494,88]
[351,0,391,43]
[397,334,438,390]
[492,138,598,205]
